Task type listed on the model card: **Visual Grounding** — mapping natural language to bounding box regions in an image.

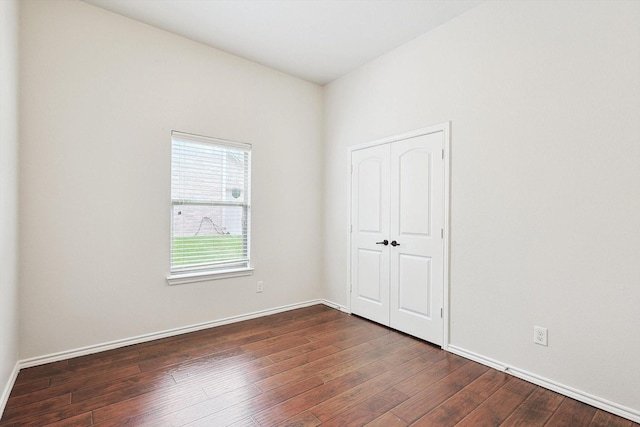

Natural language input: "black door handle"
[376,240,389,246]
[390,240,400,247]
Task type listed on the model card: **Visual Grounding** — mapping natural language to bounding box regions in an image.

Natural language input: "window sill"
[167,267,254,285]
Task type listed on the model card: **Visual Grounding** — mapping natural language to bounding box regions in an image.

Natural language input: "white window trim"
[167,267,254,286]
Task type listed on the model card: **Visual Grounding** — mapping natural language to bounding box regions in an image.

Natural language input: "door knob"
[390,240,400,247]
[376,240,389,246]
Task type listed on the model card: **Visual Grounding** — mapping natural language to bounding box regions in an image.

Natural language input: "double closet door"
[350,129,445,345]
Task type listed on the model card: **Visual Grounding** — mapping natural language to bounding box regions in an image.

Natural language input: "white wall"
[0,0,20,409]
[19,0,324,359]
[324,0,640,414]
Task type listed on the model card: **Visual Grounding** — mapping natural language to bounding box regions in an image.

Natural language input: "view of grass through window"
[171,235,244,267]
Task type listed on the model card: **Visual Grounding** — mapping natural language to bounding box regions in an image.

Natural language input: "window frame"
[167,131,253,285]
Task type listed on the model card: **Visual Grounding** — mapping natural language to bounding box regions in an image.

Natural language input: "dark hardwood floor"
[1,305,636,426]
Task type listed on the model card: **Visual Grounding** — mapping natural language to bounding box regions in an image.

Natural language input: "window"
[168,131,251,284]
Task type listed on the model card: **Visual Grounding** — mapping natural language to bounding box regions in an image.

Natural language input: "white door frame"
[346,121,451,350]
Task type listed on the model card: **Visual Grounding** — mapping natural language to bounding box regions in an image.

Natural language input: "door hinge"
[351,164,353,174]
[442,149,444,159]
[441,228,444,239]
[440,308,443,318]
[350,224,353,232]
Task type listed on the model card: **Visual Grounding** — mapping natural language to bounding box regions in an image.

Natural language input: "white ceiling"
[82,0,483,86]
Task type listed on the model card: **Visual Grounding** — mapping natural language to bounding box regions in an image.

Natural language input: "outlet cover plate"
[534,326,548,346]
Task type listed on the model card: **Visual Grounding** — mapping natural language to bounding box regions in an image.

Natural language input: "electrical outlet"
[256,281,264,293]
[534,326,548,346]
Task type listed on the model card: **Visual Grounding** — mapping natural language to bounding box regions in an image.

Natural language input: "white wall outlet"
[534,326,548,346]
[256,281,264,293]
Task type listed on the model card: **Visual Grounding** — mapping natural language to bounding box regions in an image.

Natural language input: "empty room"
[1,0,638,425]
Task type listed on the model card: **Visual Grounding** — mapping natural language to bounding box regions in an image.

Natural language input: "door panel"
[399,150,431,236]
[398,254,431,318]
[358,160,382,232]
[356,249,383,303]
[350,145,390,326]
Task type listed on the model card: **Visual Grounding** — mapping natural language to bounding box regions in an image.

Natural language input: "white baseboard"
[447,345,640,424]
[320,299,349,314]
[19,299,325,370]
[0,362,19,417]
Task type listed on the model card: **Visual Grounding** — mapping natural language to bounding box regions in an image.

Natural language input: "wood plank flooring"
[1,305,636,426]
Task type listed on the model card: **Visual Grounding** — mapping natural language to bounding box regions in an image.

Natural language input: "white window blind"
[170,131,251,277]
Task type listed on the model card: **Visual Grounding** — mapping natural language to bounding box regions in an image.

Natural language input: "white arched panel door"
[350,127,446,346]
[389,132,444,343]
[350,144,390,326]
